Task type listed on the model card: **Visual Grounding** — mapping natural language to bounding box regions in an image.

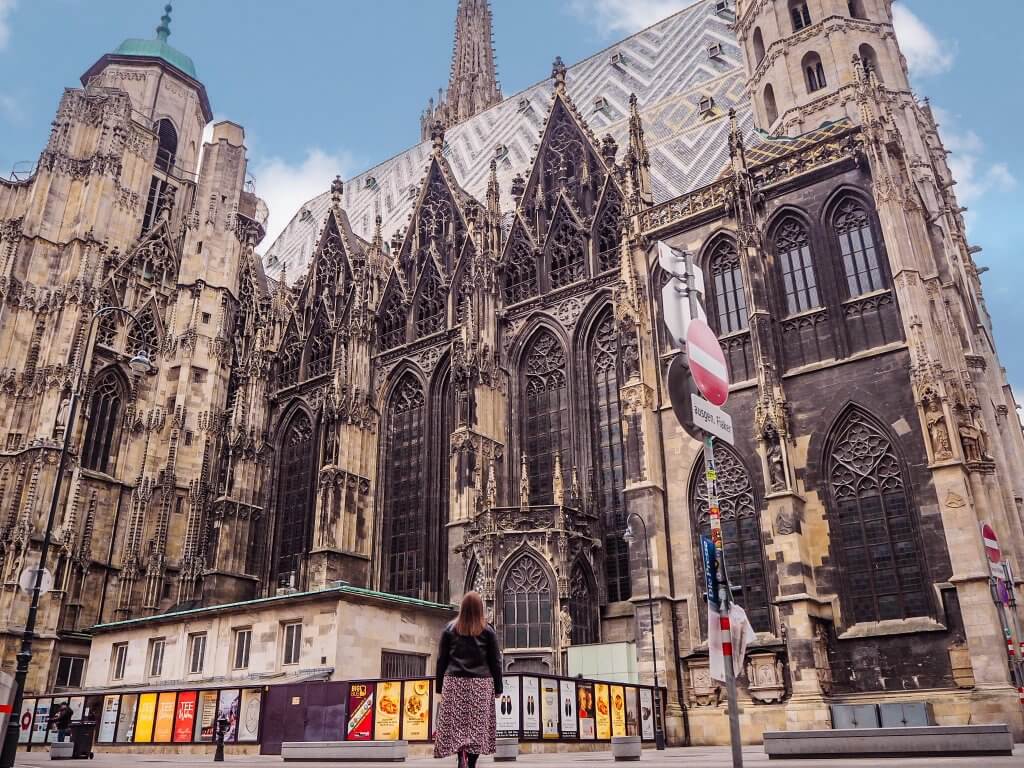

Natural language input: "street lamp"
[0,306,153,768]
[623,512,666,750]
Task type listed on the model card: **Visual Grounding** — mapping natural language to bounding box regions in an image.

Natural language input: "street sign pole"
[704,433,743,768]
[1002,562,1024,705]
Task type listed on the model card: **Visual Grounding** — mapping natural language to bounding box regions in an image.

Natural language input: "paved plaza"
[11,746,1024,768]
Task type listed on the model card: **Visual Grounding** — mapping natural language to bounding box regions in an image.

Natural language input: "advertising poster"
[173,691,197,743]
[577,683,595,740]
[217,689,240,742]
[195,690,219,742]
[237,689,262,742]
[610,685,627,737]
[594,684,611,740]
[98,695,119,743]
[495,676,520,738]
[401,680,430,741]
[520,677,539,739]
[540,678,559,739]
[153,692,177,742]
[31,698,50,744]
[346,682,375,741]
[115,694,138,743]
[134,692,157,743]
[559,680,578,739]
[68,696,85,722]
[625,687,640,737]
[374,680,401,740]
[639,688,655,741]
[18,698,34,744]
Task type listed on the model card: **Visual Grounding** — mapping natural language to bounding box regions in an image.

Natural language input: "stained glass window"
[501,555,553,649]
[274,412,315,586]
[414,266,447,337]
[522,330,571,505]
[568,564,598,645]
[82,370,124,473]
[379,290,406,349]
[547,215,586,289]
[594,188,623,272]
[126,306,159,358]
[708,238,748,335]
[833,199,884,297]
[827,408,928,623]
[774,218,820,314]
[504,232,539,304]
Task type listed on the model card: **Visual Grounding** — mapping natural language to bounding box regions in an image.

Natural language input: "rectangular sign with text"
[691,394,733,444]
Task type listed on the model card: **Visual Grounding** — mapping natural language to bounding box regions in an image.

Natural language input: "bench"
[49,741,75,760]
[495,737,519,762]
[611,735,642,761]
[281,740,408,762]
[764,724,1013,759]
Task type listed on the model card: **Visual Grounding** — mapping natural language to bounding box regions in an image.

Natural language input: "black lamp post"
[213,715,229,761]
[0,307,152,768]
[624,511,667,750]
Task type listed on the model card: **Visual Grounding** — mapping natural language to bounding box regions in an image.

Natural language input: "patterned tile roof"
[263,0,752,279]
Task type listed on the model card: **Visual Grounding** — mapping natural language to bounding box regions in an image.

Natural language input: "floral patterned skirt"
[433,675,496,758]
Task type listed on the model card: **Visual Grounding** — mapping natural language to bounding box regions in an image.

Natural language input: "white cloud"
[892,3,955,78]
[0,0,14,50]
[250,148,356,251]
[0,93,22,122]
[569,0,687,35]
[932,107,1017,210]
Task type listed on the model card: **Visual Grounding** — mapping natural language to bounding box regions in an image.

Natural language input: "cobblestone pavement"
[12,745,1024,767]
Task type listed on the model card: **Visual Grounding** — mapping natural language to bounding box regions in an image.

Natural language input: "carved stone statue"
[53,397,71,439]
[764,427,785,492]
[552,453,565,507]
[924,397,952,460]
[559,605,573,647]
[958,419,984,464]
[519,452,530,508]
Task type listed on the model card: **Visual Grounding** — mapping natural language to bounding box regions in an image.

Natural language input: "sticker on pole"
[685,317,729,406]
[18,566,53,596]
[982,523,1001,564]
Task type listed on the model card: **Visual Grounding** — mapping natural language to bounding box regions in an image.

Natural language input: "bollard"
[213,715,228,762]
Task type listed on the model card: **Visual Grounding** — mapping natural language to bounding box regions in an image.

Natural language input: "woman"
[434,591,502,768]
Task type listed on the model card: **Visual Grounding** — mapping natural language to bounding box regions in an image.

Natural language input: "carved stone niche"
[745,651,787,704]
[684,657,721,708]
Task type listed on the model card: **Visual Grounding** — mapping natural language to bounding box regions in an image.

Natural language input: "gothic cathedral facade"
[1,0,1023,744]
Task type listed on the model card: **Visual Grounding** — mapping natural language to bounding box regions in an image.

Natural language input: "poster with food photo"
[610,685,627,737]
[401,680,430,741]
[576,683,595,740]
[558,680,578,739]
[347,683,375,741]
[495,676,520,738]
[520,677,540,739]
[639,688,655,741]
[594,684,611,740]
[374,681,401,740]
[134,693,157,743]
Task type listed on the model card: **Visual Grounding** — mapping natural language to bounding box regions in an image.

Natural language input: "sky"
[0,0,1021,393]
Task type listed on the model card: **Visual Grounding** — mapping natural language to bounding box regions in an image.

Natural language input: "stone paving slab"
[12,745,1024,767]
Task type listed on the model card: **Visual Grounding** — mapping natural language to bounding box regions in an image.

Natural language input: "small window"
[715,0,730,15]
[699,95,715,115]
[148,638,165,677]
[184,431,194,446]
[196,241,203,254]
[593,96,609,113]
[192,368,207,384]
[609,52,626,67]
[764,83,779,125]
[5,433,22,451]
[494,143,508,160]
[790,1,812,31]
[201,312,211,324]
[707,43,723,59]
[517,97,530,112]
[55,656,86,688]
[233,628,252,670]
[111,643,128,681]
[166,396,176,413]
[282,622,302,666]
[803,52,827,93]
[848,0,866,19]
[752,27,766,64]
[365,176,377,190]
[381,651,427,679]
[187,632,207,674]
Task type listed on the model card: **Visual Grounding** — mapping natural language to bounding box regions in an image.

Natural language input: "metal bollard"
[213,715,228,762]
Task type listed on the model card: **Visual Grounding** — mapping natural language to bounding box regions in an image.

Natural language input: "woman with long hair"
[433,591,502,768]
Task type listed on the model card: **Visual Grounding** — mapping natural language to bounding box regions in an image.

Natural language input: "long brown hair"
[453,590,486,636]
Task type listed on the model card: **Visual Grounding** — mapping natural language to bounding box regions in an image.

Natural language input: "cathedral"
[2,0,1024,746]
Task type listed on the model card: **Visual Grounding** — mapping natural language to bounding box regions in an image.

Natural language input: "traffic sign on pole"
[18,567,52,597]
[657,242,705,349]
[686,317,729,406]
[983,523,1001,564]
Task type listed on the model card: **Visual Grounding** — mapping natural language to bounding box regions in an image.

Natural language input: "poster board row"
[18,688,262,746]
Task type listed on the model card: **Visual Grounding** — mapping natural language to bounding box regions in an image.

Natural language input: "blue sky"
[0,0,1021,392]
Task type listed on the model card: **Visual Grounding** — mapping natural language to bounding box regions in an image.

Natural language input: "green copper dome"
[112,4,197,80]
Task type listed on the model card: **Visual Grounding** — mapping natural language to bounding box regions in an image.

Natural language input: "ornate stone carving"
[923,392,953,461]
[745,651,786,704]
[685,658,721,707]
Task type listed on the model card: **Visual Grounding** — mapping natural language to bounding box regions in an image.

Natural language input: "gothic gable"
[111,217,181,292]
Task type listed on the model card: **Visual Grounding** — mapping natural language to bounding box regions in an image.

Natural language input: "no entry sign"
[685,317,729,406]
[982,523,1001,563]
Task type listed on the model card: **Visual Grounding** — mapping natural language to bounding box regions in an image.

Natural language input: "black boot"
[467,754,479,768]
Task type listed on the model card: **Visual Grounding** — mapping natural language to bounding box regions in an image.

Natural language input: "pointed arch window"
[414,267,447,337]
[501,555,553,649]
[127,307,159,357]
[589,309,631,602]
[826,408,928,623]
[522,330,571,505]
[594,188,623,272]
[274,412,315,587]
[568,563,599,645]
[752,27,766,64]
[382,375,426,598]
[154,119,178,174]
[833,198,885,297]
[503,233,539,304]
[82,370,125,474]
[379,291,407,349]
[278,335,302,389]
[690,443,771,633]
[306,321,332,379]
[548,215,587,289]
[774,218,820,314]
[707,238,748,335]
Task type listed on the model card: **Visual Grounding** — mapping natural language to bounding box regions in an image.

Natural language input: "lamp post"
[623,511,666,750]
[0,307,152,768]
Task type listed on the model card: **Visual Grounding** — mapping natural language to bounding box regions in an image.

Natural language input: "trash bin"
[69,721,95,759]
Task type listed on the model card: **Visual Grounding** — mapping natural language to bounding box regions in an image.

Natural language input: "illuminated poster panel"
[401,680,430,741]
[495,676,520,738]
[173,691,197,743]
[558,680,577,739]
[594,684,611,740]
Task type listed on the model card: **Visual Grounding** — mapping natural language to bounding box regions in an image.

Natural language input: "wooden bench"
[281,740,408,762]
[764,724,1013,759]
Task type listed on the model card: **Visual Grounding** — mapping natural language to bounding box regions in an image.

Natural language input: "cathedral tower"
[735,0,909,135]
[420,0,502,141]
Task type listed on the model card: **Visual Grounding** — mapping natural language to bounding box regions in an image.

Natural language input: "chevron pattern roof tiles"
[263,0,752,279]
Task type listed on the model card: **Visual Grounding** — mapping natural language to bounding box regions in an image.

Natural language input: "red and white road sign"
[982,523,1001,563]
[685,317,729,406]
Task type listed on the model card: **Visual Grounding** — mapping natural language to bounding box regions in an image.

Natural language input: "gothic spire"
[421,0,503,141]
[156,3,173,42]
